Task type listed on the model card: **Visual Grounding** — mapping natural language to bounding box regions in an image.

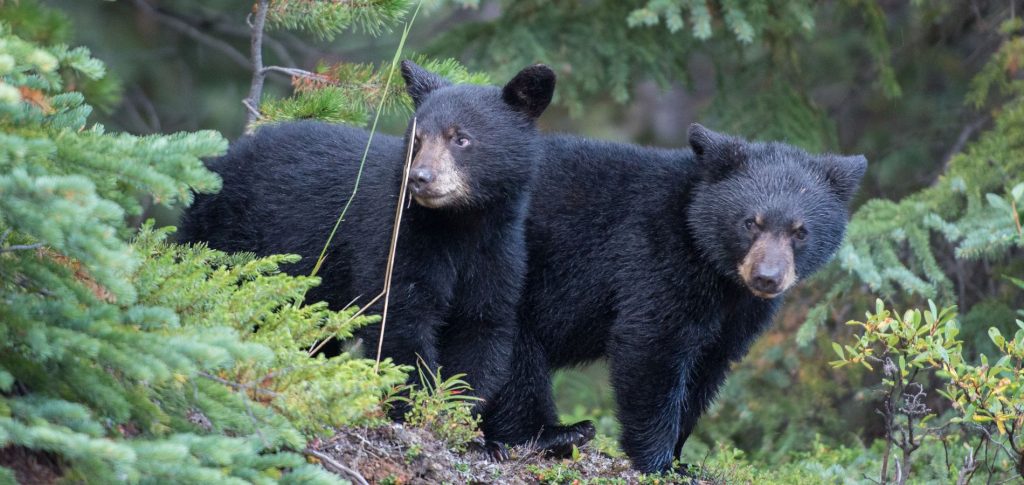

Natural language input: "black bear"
[483,125,866,472]
[178,61,556,413]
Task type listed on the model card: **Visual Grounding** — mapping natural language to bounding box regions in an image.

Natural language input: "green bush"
[0,6,404,482]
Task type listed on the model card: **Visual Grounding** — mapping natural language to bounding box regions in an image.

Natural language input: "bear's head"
[400,60,556,209]
[686,124,867,299]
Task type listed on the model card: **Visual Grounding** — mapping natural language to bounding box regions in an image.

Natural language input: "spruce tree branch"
[244,0,271,130]
[304,448,369,485]
[130,0,252,71]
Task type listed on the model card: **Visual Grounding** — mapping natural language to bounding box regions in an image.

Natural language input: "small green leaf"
[832,342,845,359]
[990,327,1006,349]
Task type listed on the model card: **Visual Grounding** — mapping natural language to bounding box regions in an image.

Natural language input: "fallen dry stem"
[374,116,417,373]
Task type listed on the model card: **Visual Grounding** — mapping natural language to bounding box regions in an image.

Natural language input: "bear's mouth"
[412,191,458,208]
[746,286,784,299]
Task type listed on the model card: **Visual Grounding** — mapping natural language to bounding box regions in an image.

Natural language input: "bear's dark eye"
[453,137,470,148]
[743,218,757,232]
[793,227,808,241]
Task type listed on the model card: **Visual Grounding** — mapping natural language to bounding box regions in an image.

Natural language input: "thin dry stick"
[374,116,417,373]
[304,448,369,485]
[1011,198,1022,239]
[307,291,383,357]
[307,294,363,354]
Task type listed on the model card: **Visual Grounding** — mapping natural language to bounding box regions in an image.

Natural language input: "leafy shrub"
[396,363,481,453]
[833,296,1024,483]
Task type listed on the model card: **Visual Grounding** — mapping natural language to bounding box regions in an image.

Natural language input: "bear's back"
[179,121,405,259]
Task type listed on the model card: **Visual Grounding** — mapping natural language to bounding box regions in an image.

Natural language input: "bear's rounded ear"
[689,123,746,181]
[688,123,731,158]
[823,154,868,205]
[502,64,556,119]
[401,60,452,108]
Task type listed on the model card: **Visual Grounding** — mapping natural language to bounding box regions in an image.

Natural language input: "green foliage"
[626,0,815,43]
[0,6,404,482]
[833,299,1024,482]
[429,1,699,114]
[134,227,407,435]
[396,362,481,453]
[0,0,121,112]
[266,0,410,39]
[800,19,1024,342]
[258,55,489,126]
[429,0,884,146]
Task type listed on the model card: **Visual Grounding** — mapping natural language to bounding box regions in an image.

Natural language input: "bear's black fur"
[178,61,556,412]
[482,125,866,472]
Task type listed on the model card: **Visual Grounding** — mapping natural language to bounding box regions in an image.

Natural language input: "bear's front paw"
[484,440,511,462]
[536,420,596,458]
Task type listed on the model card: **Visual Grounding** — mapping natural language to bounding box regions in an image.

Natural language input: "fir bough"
[798,19,1024,344]
[258,55,489,126]
[0,9,402,483]
[266,0,410,39]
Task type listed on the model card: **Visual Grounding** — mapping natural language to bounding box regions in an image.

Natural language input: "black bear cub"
[179,61,556,414]
[483,125,866,472]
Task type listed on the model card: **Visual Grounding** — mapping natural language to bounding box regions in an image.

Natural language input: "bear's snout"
[407,135,470,208]
[409,167,436,193]
[738,233,797,298]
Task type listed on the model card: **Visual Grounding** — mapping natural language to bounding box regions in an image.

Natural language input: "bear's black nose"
[409,167,435,192]
[751,267,782,294]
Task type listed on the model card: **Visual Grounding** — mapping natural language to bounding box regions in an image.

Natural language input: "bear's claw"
[485,440,511,462]
[536,420,596,458]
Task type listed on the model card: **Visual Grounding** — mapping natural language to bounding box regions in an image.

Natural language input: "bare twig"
[308,294,363,354]
[197,371,278,398]
[131,86,163,132]
[307,291,384,357]
[244,0,271,130]
[0,243,43,253]
[1011,198,1022,239]
[0,223,41,253]
[938,116,988,176]
[957,444,979,485]
[374,116,417,373]
[242,390,270,448]
[304,448,369,485]
[260,65,327,81]
[131,0,251,70]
